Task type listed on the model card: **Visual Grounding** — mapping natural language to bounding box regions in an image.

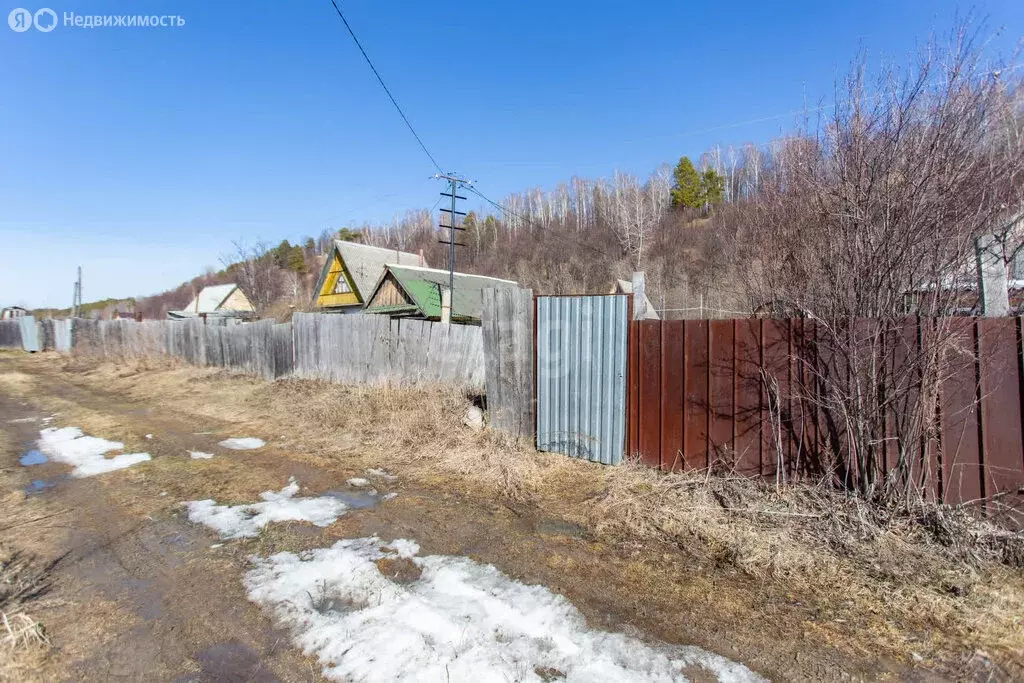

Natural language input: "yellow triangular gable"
[316,251,361,308]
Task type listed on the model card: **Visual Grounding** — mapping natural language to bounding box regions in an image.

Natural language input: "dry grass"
[0,545,51,681]
[215,369,1024,671]
[4,353,1024,673]
[584,462,1024,662]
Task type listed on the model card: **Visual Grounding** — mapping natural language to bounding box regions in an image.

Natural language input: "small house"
[1,306,28,320]
[167,283,255,320]
[312,241,426,314]
[363,264,518,324]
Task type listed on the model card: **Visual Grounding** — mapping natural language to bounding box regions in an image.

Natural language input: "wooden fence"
[64,313,484,389]
[291,313,483,388]
[480,288,534,438]
[0,320,21,349]
[627,317,1024,505]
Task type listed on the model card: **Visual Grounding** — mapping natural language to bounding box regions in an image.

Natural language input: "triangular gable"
[363,271,425,314]
[315,250,362,309]
[218,286,254,312]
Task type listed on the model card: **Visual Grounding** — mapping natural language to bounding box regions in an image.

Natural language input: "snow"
[366,468,397,481]
[244,537,766,683]
[189,451,214,460]
[219,437,265,450]
[185,478,349,540]
[37,427,151,478]
[145,434,153,440]
[346,477,370,488]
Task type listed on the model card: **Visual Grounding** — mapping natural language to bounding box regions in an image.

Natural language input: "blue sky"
[1,0,1021,308]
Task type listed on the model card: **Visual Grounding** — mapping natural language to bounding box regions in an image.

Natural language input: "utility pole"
[72,266,82,318]
[433,172,471,323]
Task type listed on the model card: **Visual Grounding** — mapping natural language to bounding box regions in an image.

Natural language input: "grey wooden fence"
[60,313,483,389]
[0,320,21,349]
[481,288,535,438]
[291,312,483,388]
[71,318,286,380]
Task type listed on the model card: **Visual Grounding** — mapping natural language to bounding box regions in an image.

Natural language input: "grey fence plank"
[481,288,535,438]
[0,320,22,349]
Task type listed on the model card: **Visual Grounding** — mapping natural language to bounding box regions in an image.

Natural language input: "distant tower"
[72,266,82,317]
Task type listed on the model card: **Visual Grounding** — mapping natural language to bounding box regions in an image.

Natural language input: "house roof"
[364,265,518,321]
[184,284,239,313]
[312,241,425,308]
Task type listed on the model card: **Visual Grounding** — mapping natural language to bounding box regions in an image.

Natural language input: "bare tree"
[735,24,1024,503]
[222,241,281,316]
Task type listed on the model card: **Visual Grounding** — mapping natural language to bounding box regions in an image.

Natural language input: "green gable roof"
[364,265,518,321]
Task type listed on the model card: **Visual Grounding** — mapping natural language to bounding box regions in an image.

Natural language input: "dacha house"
[312,241,426,314]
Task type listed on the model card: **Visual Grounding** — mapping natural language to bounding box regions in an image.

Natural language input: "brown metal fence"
[627,317,1024,505]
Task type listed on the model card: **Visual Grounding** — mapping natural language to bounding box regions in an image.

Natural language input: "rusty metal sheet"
[638,320,662,468]
[978,318,1024,499]
[684,320,709,469]
[760,319,791,479]
[734,319,762,475]
[709,320,735,464]
[660,321,685,471]
[940,318,982,504]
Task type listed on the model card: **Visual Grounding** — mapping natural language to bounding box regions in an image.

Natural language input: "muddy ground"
[0,351,1014,681]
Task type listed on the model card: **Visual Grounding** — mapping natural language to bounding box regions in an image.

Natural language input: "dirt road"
[0,352,991,681]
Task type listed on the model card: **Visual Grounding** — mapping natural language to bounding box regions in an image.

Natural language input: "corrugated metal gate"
[536,295,630,464]
[19,316,39,352]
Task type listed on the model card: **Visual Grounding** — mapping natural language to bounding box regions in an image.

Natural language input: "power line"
[326,0,443,174]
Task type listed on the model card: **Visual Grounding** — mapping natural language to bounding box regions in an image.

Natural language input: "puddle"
[324,488,382,509]
[19,449,47,466]
[25,479,55,494]
[191,641,281,683]
[534,518,588,539]
[124,577,164,621]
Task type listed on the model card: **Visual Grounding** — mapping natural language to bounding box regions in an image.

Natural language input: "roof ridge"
[388,263,519,284]
[334,240,420,259]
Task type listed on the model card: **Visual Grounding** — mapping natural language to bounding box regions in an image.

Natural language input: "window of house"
[333,271,352,294]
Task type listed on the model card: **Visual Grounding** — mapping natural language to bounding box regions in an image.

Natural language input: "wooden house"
[363,264,518,324]
[312,241,425,314]
[167,283,255,319]
[0,306,28,320]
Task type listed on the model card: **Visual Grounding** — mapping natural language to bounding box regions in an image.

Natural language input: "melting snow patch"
[219,437,265,450]
[365,468,397,481]
[244,537,766,683]
[346,477,370,488]
[37,427,151,478]
[189,451,214,460]
[185,478,348,539]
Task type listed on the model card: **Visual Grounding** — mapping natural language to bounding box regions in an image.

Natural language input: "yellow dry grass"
[4,352,1024,674]
[0,529,52,682]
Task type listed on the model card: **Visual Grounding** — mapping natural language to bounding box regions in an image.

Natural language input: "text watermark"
[8,8,186,32]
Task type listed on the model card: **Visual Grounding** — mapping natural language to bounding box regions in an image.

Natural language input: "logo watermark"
[7,8,185,32]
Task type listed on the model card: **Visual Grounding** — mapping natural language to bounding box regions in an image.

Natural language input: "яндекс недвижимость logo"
[8,8,183,32]
[8,7,56,32]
